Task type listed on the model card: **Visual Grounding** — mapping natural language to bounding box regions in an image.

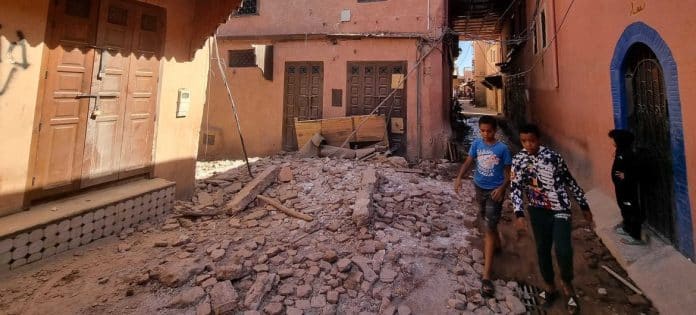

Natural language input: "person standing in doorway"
[510,124,593,314]
[454,115,512,298]
[609,129,645,245]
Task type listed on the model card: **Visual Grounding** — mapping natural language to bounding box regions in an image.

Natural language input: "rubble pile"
[138,154,528,315]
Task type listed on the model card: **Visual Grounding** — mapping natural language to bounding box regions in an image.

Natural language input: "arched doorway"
[610,22,693,258]
[623,43,674,241]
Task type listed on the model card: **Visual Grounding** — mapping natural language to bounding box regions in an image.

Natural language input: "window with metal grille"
[228,49,256,68]
[235,0,258,15]
[332,89,343,107]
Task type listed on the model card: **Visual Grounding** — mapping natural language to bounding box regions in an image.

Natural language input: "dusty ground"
[0,154,657,315]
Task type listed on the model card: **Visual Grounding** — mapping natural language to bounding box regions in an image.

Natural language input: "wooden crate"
[354,115,387,142]
[294,115,386,147]
[321,117,356,146]
[294,118,321,147]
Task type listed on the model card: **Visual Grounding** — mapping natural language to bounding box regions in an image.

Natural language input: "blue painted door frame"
[610,22,694,259]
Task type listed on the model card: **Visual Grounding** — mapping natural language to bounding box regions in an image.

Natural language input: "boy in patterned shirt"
[510,124,593,314]
[454,115,512,298]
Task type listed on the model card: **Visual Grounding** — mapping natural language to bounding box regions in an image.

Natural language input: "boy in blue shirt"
[454,115,512,297]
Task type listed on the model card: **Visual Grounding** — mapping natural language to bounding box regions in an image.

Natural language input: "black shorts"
[475,185,503,231]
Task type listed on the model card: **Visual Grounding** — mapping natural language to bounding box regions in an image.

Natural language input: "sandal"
[566,296,580,315]
[538,290,559,308]
[480,279,495,298]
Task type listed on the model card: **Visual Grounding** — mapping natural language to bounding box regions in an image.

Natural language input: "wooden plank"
[225,166,279,214]
[294,118,321,147]
[320,117,355,146]
[354,115,387,142]
[256,195,313,221]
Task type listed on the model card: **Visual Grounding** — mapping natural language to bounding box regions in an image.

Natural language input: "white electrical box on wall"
[340,9,351,22]
[176,88,191,118]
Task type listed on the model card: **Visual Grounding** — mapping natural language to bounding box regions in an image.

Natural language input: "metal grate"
[141,14,158,31]
[228,49,256,68]
[107,6,128,26]
[236,0,258,15]
[625,43,674,241]
[332,89,343,107]
[66,0,91,18]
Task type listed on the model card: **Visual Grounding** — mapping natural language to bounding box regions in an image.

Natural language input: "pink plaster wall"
[218,0,447,37]
[201,38,417,159]
[517,0,696,244]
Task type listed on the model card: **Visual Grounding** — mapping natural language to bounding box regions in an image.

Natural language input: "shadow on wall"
[0,158,204,218]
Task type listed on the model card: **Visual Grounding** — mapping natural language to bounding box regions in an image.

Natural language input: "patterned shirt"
[510,146,590,215]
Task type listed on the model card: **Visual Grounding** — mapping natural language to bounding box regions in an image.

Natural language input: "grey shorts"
[475,185,503,231]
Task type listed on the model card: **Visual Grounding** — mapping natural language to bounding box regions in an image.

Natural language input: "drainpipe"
[426,0,431,31]
[416,39,423,160]
[552,0,560,88]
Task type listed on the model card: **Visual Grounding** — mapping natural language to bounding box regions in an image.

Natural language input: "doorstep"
[0,178,175,271]
[586,189,696,315]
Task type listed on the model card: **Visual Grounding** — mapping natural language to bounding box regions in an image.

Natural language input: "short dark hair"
[478,115,498,129]
[608,129,634,148]
[519,123,540,137]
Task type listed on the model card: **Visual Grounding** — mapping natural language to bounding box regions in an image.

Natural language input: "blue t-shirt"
[468,138,512,189]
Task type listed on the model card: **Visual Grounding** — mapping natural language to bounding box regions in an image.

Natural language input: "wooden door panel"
[282,62,323,151]
[119,3,164,178]
[81,0,134,187]
[346,62,407,155]
[33,0,98,197]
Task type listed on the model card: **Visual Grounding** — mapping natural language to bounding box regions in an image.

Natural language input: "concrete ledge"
[0,179,175,271]
[587,189,696,315]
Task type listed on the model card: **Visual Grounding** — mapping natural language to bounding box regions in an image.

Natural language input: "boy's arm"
[509,159,525,217]
[560,157,591,211]
[454,156,475,193]
[492,165,511,201]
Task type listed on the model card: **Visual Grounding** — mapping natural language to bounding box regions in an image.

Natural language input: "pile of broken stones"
[143,154,528,315]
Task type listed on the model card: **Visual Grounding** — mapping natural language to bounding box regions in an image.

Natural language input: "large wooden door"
[32,0,164,199]
[347,61,407,155]
[33,0,99,197]
[282,62,323,150]
[81,0,135,187]
[118,3,164,178]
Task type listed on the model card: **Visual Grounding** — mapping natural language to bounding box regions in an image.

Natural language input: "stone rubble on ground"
[73,154,537,314]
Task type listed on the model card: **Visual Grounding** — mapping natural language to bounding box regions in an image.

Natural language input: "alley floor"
[0,155,658,315]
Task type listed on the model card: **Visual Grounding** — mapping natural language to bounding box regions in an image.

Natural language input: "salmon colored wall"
[0,2,50,216]
[218,0,447,37]
[202,38,419,159]
[520,1,696,242]
[0,0,218,216]
[141,0,212,200]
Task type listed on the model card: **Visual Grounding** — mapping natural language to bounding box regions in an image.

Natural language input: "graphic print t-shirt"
[468,138,512,189]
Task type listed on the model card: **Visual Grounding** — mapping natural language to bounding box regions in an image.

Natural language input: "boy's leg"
[482,195,503,281]
[528,207,556,286]
[552,211,574,292]
[625,202,642,240]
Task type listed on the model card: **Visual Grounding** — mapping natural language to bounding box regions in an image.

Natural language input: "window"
[228,49,256,67]
[540,10,548,48]
[235,0,258,16]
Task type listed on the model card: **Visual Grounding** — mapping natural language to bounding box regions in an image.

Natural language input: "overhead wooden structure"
[450,0,514,40]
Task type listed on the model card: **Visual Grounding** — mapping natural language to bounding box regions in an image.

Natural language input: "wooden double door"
[32,0,165,200]
[347,61,407,155]
[282,62,324,151]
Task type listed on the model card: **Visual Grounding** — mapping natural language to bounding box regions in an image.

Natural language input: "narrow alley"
[2,1,696,314]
